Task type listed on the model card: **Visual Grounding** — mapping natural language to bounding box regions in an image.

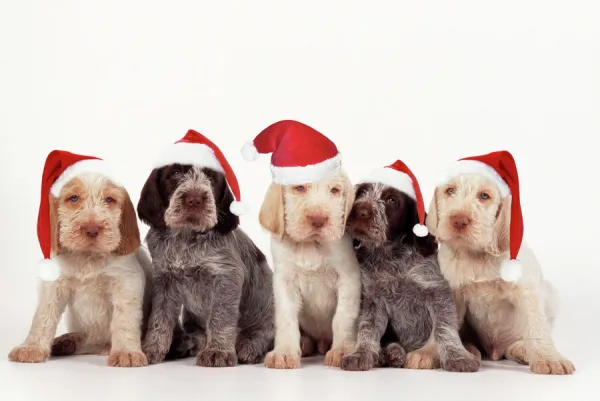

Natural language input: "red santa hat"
[153,129,248,216]
[241,120,342,185]
[38,150,123,282]
[436,150,523,282]
[358,160,429,237]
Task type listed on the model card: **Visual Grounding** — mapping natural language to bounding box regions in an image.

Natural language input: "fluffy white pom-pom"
[38,259,61,282]
[230,200,250,216]
[413,224,429,237]
[241,141,259,162]
[499,259,522,282]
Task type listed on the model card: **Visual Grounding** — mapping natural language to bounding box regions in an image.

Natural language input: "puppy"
[137,162,274,366]
[428,165,575,374]
[9,168,151,367]
[340,179,479,372]
[259,171,362,369]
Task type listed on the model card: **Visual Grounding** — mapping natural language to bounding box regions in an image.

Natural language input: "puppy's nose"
[184,192,204,209]
[309,215,328,229]
[451,214,471,230]
[353,204,372,220]
[85,225,101,238]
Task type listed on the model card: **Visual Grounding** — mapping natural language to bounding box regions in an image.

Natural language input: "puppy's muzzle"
[450,213,472,232]
[183,191,205,211]
[307,214,329,229]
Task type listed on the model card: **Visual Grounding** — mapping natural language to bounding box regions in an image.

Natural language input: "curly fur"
[340,183,479,372]
[427,173,575,375]
[137,164,274,367]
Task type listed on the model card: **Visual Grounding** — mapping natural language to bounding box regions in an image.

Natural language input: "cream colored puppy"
[259,170,361,369]
[427,171,575,375]
[9,166,151,367]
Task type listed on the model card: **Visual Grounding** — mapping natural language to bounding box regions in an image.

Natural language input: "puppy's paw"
[324,348,345,367]
[196,349,237,367]
[236,340,264,365]
[108,350,148,367]
[51,333,86,356]
[341,350,377,371]
[142,344,167,365]
[443,352,480,372]
[9,345,50,363]
[317,339,331,355]
[264,350,300,369]
[530,357,575,375]
[300,335,315,357]
[505,341,528,365]
[404,347,441,370]
[464,342,482,361]
[383,343,407,368]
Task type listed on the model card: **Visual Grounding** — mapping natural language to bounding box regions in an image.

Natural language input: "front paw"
[404,346,440,370]
[443,351,480,372]
[324,348,346,367]
[341,350,377,371]
[196,349,237,367]
[530,356,575,375]
[108,350,148,367]
[264,350,301,369]
[236,340,264,365]
[142,343,167,365]
[383,343,407,368]
[8,345,50,363]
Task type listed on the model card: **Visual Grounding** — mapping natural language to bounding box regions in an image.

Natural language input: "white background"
[1,1,599,400]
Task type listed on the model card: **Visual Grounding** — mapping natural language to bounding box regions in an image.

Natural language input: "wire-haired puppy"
[9,151,151,367]
[138,130,273,367]
[242,120,361,369]
[341,161,479,372]
[428,151,574,375]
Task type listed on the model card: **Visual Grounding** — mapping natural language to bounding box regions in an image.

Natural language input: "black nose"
[309,215,328,228]
[85,225,101,238]
[353,204,372,220]
[184,193,204,209]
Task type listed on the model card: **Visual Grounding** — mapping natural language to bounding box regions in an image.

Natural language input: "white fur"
[358,167,416,200]
[50,159,122,197]
[270,153,343,186]
[436,160,511,197]
[153,142,225,172]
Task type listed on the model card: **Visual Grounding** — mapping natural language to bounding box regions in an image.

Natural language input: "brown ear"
[114,192,141,256]
[488,196,511,256]
[259,183,285,239]
[342,178,355,226]
[49,195,62,255]
[425,188,439,236]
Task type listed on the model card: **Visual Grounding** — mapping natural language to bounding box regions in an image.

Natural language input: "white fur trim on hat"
[153,142,225,173]
[229,200,249,216]
[241,141,259,161]
[358,167,416,200]
[50,159,122,197]
[38,258,61,281]
[499,259,522,282]
[413,224,429,237]
[436,160,510,197]
[270,153,342,185]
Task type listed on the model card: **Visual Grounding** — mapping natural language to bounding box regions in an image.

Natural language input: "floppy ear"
[49,195,62,255]
[137,169,167,229]
[488,195,511,256]
[259,183,285,239]
[214,175,240,234]
[342,177,355,226]
[114,192,141,256]
[425,188,439,237]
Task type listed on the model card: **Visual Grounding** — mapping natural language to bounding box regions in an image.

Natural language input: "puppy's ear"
[214,175,240,234]
[425,188,439,237]
[259,183,285,239]
[114,191,141,256]
[49,195,62,255]
[488,195,511,256]
[342,177,356,226]
[137,169,167,229]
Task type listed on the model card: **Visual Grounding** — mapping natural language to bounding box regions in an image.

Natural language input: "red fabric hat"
[38,150,122,281]
[436,150,523,282]
[153,129,248,216]
[359,160,429,237]
[241,120,342,185]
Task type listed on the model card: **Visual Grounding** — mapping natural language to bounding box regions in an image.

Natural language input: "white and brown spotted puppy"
[8,151,151,367]
[427,151,575,375]
[243,120,362,369]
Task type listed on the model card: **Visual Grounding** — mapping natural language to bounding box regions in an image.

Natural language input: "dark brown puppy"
[137,164,274,366]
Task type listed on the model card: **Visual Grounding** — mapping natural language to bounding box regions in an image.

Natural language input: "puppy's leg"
[264,270,302,369]
[236,312,274,365]
[107,279,148,368]
[142,273,182,365]
[9,282,69,363]
[341,297,388,371]
[519,283,575,375]
[505,340,528,365]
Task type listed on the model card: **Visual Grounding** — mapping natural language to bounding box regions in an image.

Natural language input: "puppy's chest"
[152,238,220,271]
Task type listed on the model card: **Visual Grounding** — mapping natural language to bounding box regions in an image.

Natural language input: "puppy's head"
[427,174,510,255]
[137,164,238,234]
[347,183,437,255]
[51,173,140,255]
[258,170,354,242]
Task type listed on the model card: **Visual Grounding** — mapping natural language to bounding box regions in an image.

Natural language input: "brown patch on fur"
[113,190,141,255]
[51,332,87,356]
[49,195,62,255]
[259,183,285,239]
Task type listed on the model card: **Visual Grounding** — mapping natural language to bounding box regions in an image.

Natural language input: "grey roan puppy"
[340,182,479,372]
[137,164,274,366]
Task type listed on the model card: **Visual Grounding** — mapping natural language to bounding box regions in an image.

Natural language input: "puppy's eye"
[330,187,340,195]
[171,169,181,178]
[68,195,79,203]
[446,187,455,195]
[479,192,490,201]
[104,197,115,204]
[293,185,306,193]
[386,197,396,204]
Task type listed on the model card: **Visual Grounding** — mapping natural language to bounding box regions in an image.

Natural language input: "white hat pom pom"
[38,259,61,282]
[499,259,522,282]
[413,224,429,237]
[241,141,259,162]
[230,200,250,216]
